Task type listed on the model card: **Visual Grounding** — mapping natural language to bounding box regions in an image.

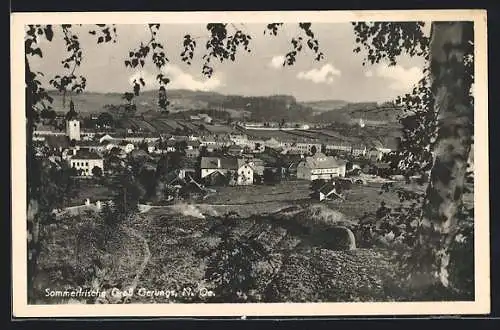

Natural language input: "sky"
[29,23,429,103]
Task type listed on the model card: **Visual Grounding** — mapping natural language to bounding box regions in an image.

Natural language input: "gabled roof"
[318,182,337,195]
[200,156,238,170]
[201,157,219,169]
[44,135,70,149]
[76,140,101,147]
[237,159,255,170]
[299,152,347,169]
[72,150,102,160]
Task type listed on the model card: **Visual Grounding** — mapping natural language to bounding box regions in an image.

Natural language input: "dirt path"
[122,225,151,303]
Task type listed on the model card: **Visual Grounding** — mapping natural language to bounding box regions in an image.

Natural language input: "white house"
[325,142,352,153]
[69,151,104,176]
[118,141,135,154]
[236,159,254,185]
[296,152,347,181]
[229,134,249,146]
[352,144,368,157]
[200,156,254,185]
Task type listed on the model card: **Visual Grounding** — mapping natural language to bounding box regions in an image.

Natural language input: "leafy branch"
[352,21,429,66]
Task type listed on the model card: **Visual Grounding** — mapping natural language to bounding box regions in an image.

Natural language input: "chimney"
[217,158,221,168]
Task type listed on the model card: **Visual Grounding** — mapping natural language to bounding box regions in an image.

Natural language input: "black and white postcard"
[11,10,490,317]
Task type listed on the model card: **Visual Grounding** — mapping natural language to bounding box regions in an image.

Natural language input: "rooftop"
[44,135,70,149]
[300,152,347,169]
[201,156,239,170]
[72,150,102,160]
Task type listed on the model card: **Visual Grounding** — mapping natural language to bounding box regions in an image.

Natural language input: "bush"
[295,204,355,229]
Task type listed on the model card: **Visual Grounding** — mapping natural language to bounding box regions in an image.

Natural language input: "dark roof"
[319,182,337,195]
[44,135,70,149]
[130,149,152,159]
[76,140,101,147]
[65,110,79,120]
[200,156,238,170]
[228,144,243,151]
[72,150,102,160]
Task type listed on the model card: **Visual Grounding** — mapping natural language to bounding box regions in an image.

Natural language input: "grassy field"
[66,180,116,207]
[202,180,403,221]
[36,177,475,304]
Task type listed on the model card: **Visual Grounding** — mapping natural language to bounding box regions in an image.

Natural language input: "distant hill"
[301,100,349,113]
[47,90,402,124]
[47,89,229,114]
[312,101,403,125]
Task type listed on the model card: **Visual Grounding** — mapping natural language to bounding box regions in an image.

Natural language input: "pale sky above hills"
[29,23,429,103]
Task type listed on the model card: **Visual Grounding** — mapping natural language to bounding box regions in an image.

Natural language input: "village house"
[81,130,97,141]
[199,135,231,152]
[74,140,107,153]
[200,156,254,186]
[227,144,244,156]
[264,137,282,150]
[243,138,266,153]
[33,124,66,138]
[69,150,104,177]
[351,143,368,157]
[367,147,384,161]
[185,148,200,159]
[164,139,177,152]
[40,135,73,156]
[325,142,352,153]
[296,152,347,181]
[284,142,321,155]
[186,139,201,150]
[229,134,249,146]
[198,113,213,124]
[311,181,344,202]
[118,140,135,154]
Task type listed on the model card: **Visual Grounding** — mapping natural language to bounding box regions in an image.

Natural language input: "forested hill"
[47,90,402,124]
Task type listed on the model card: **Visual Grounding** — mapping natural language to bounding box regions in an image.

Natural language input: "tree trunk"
[416,22,474,291]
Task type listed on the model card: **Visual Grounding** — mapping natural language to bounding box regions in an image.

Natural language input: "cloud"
[269,55,285,69]
[366,64,423,91]
[128,64,223,92]
[296,63,341,84]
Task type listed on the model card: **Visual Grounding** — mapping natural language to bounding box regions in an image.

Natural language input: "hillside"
[47,90,403,124]
[47,89,228,114]
[313,102,403,125]
[301,99,349,113]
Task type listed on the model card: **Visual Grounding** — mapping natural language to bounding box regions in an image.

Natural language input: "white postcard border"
[11,9,490,317]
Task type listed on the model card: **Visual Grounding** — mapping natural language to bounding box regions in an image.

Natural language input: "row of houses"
[197,152,347,186]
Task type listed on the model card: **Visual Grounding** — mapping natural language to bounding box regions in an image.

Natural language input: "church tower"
[65,100,81,141]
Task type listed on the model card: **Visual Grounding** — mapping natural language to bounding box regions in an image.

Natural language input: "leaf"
[44,25,53,41]
[32,48,43,58]
[97,36,104,44]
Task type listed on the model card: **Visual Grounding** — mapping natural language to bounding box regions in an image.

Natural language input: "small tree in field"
[91,166,103,177]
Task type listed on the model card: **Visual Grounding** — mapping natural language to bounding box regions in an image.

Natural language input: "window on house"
[86,162,89,166]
